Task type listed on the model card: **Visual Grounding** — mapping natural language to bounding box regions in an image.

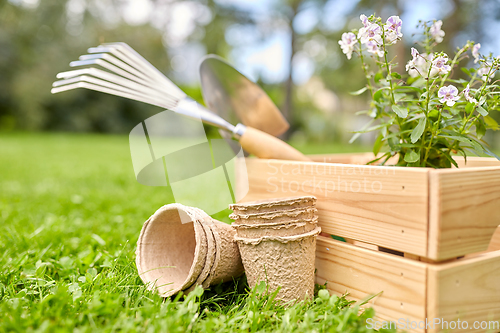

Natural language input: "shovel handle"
[239,126,311,161]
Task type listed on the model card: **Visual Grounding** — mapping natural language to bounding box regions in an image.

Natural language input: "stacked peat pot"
[230,196,321,303]
[136,203,244,297]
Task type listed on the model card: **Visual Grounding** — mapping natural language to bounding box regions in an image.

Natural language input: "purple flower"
[365,40,384,57]
[431,54,451,75]
[472,43,481,63]
[438,85,459,106]
[384,15,403,43]
[477,62,494,82]
[430,20,445,43]
[358,23,382,45]
[338,32,357,59]
[463,84,477,104]
[405,47,419,73]
[407,51,432,78]
[411,47,419,59]
[360,14,370,27]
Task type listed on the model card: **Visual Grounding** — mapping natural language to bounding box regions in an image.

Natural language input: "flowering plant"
[339,14,500,168]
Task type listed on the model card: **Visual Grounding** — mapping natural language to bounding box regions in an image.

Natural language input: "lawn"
[0,132,398,332]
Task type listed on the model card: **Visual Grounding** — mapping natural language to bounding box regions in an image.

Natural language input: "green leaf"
[391,105,408,118]
[404,150,420,163]
[442,151,459,168]
[358,291,383,306]
[395,86,422,92]
[374,72,384,83]
[428,109,439,119]
[448,78,469,85]
[368,108,377,118]
[441,135,483,153]
[349,119,374,143]
[383,129,413,140]
[395,143,420,148]
[484,146,500,161]
[388,137,399,151]
[373,89,383,102]
[349,132,361,144]
[411,77,427,87]
[353,123,389,134]
[465,102,475,114]
[470,138,485,154]
[349,87,368,96]
[373,134,384,156]
[477,106,489,116]
[484,115,500,130]
[391,72,402,79]
[411,117,427,143]
[476,119,486,139]
[394,93,407,103]
[450,107,460,115]
[366,152,391,165]
[461,67,470,76]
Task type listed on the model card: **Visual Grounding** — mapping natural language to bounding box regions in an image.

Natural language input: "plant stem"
[380,27,406,148]
[420,65,435,166]
[423,113,440,167]
[422,45,468,166]
[381,31,396,105]
[460,64,496,133]
[358,39,375,99]
[465,97,500,132]
[438,45,469,90]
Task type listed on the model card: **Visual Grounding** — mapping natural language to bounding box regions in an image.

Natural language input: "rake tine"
[51,76,177,110]
[87,45,175,93]
[74,54,165,92]
[100,42,168,82]
[89,43,186,99]
[56,67,172,103]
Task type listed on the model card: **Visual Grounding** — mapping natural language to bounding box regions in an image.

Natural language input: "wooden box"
[238,153,500,332]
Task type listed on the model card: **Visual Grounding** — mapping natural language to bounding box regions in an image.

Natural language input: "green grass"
[0,132,395,333]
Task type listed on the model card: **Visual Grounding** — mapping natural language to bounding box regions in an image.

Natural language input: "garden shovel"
[199,55,310,161]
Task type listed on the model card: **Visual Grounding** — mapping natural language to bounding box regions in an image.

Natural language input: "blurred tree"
[0,0,213,133]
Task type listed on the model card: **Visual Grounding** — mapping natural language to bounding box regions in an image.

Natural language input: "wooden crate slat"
[239,154,500,260]
[453,156,500,168]
[488,226,500,251]
[426,250,500,333]
[309,153,398,165]
[316,236,500,333]
[309,154,500,168]
[428,167,500,260]
[243,158,430,256]
[315,236,427,331]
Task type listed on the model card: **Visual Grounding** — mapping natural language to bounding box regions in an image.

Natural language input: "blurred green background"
[0,0,499,147]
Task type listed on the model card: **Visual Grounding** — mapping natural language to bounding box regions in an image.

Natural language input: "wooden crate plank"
[309,154,500,168]
[428,167,500,260]
[315,236,427,332]
[308,153,368,164]
[309,153,399,165]
[426,250,500,333]
[489,226,500,251]
[453,156,500,168]
[243,159,430,256]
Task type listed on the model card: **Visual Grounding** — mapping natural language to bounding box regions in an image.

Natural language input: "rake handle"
[239,127,311,161]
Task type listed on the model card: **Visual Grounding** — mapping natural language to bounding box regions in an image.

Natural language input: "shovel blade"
[199,55,289,137]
